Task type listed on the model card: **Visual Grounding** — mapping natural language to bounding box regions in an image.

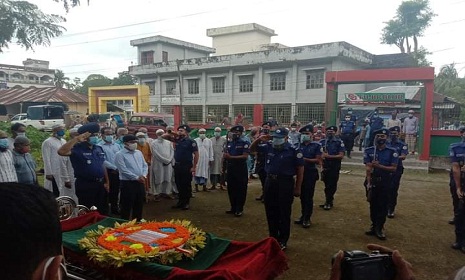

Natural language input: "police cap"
[374,128,389,136]
[389,126,401,133]
[77,122,100,134]
[326,125,338,132]
[262,121,272,127]
[299,124,314,133]
[177,124,191,132]
[271,127,288,138]
[230,125,244,133]
[290,122,298,127]
[123,135,138,143]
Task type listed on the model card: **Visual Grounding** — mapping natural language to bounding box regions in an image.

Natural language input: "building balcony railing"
[0,79,55,86]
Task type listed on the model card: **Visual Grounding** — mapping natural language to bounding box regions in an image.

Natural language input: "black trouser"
[322,161,341,205]
[264,175,294,245]
[75,178,108,215]
[51,177,60,197]
[359,137,364,151]
[450,179,465,245]
[388,167,403,213]
[451,179,460,220]
[120,180,145,221]
[174,163,193,207]
[257,169,267,197]
[107,169,120,213]
[299,168,319,221]
[226,161,248,213]
[370,178,390,230]
[340,133,355,156]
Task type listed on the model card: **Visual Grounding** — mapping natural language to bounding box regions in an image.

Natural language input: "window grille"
[270,73,286,91]
[306,71,324,89]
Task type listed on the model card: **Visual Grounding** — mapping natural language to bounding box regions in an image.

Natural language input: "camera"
[332,250,395,280]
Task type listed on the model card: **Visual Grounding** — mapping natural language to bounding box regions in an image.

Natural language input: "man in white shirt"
[150,129,175,198]
[387,111,402,129]
[42,124,66,197]
[0,130,17,183]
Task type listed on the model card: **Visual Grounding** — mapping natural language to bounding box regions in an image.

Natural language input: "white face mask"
[199,134,206,139]
[127,143,138,151]
[290,127,296,131]
[138,138,146,145]
[214,131,221,137]
[156,135,164,142]
[16,132,26,137]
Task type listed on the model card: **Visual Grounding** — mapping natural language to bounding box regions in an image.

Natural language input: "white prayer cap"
[156,129,164,135]
[199,128,206,133]
[214,127,222,132]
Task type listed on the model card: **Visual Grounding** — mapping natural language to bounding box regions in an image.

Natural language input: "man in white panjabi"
[150,129,175,198]
[59,127,80,203]
[194,128,214,192]
[210,127,227,190]
[42,124,67,197]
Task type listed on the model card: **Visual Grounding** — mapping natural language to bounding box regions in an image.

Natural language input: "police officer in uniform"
[364,128,398,240]
[449,127,465,252]
[164,124,199,210]
[58,123,110,214]
[255,122,272,202]
[294,124,322,228]
[224,125,250,217]
[368,110,384,147]
[387,126,408,218]
[319,126,345,210]
[339,114,356,158]
[251,127,304,250]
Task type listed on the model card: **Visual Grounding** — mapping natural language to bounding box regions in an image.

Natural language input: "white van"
[22,105,65,131]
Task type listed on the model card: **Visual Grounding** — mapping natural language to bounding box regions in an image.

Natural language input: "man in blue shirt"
[387,126,408,218]
[364,128,398,240]
[319,126,345,210]
[163,124,199,210]
[250,127,304,250]
[294,125,321,228]
[12,136,37,186]
[115,134,148,221]
[368,110,384,147]
[99,127,122,215]
[449,127,465,252]
[288,122,301,148]
[224,125,250,217]
[58,122,109,215]
[339,114,356,158]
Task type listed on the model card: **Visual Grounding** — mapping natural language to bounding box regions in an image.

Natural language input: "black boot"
[375,226,386,240]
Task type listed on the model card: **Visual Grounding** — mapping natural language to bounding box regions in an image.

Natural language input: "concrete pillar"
[157,76,162,112]
[228,69,234,118]
[291,63,298,120]
[258,66,263,103]
[202,72,207,123]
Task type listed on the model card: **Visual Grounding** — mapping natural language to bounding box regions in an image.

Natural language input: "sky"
[1,0,464,81]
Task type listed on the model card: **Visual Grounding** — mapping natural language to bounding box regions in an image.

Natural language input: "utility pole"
[176,59,183,124]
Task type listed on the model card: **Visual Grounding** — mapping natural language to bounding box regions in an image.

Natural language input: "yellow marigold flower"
[129,243,144,249]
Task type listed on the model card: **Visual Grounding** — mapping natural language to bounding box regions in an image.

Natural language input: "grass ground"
[141,167,462,280]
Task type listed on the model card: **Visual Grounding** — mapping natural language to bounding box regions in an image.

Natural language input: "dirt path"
[142,168,460,280]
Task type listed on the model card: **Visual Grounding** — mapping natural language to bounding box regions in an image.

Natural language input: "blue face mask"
[88,136,99,145]
[56,130,65,138]
[301,134,311,142]
[272,138,285,146]
[104,135,113,143]
[0,138,9,149]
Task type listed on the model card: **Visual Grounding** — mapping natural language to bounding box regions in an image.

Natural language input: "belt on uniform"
[267,174,293,180]
[175,161,192,166]
[77,177,105,183]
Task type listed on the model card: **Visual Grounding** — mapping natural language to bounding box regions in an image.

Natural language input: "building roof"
[206,23,277,37]
[366,86,456,103]
[130,35,215,53]
[0,86,88,105]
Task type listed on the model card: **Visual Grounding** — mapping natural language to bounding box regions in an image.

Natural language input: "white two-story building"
[0,58,55,89]
[129,23,410,126]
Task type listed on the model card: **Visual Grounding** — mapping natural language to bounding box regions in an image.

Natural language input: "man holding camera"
[449,127,465,252]
[364,128,398,240]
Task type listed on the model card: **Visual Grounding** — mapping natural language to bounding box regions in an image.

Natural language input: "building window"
[263,104,292,126]
[165,80,177,95]
[306,70,324,89]
[212,77,225,93]
[270,73,286,91]
[188,79,199,94]
[184,105,203,123]
[207,105,229,124]
[233,105,254,125]
[296,103,324,124]
[141,51,154,65]
[144,82,155,95]
[239,75,253,93]
[162,51,168,63]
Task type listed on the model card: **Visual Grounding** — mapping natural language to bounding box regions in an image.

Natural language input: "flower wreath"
[78,219,206,267]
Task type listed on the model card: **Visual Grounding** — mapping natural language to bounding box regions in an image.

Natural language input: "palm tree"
[435,63,459,93]
[54,69,70,88]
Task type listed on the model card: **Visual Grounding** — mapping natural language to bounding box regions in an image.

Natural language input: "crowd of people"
[4,111,465,279]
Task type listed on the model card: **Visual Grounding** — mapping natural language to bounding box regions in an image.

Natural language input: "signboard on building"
[345,92,405,104]
[162,96,180,103]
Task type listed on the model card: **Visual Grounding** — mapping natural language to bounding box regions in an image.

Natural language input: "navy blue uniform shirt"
[450,142,465,165]
[70,142,106,179]
[255,140,271,172]
[225,138,250,162]
[370,116,384,131]
[340,121,356,134]
[258,142,304,176]
[320,137,346,156]
[301,141,322,169]
[363,146,399,177]
[174,137,198,164]
[388,139,408,169]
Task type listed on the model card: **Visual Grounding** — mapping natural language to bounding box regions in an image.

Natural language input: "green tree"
[111,71,137,86]
[435,63,459,93]
[77,74,112,94]
[0,0,81,52]
[54,69,70,88]
[381,0,435,65]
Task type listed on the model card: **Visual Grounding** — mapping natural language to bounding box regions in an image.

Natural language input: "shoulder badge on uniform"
[296,152,303,159]
[340,143,345,147]
[402,146,407,150]
[320,147,323,153]
[393,152,398,157]
[192,143,197,147]
[244,144,249,148]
